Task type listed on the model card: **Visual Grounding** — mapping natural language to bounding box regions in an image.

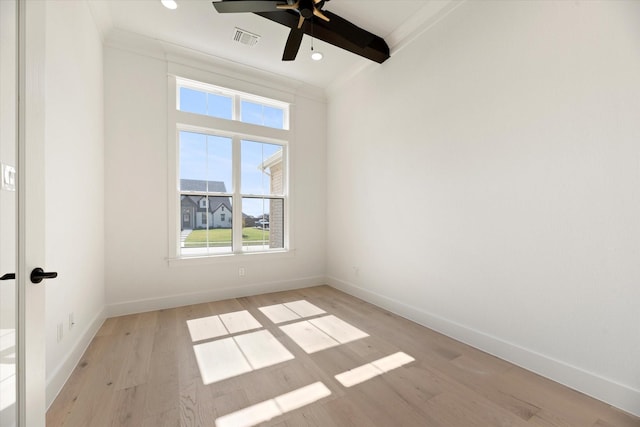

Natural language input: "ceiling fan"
[211,0,390,63]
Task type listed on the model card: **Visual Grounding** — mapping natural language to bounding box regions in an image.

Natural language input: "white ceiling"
[90,0,454,89]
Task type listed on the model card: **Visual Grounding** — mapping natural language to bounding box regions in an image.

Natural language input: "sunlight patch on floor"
[279,320,338,354]
[258,303,300,324]
[283,300,326,318]
[193,330,294,385]
[335,352,415,387]
[234,330,295,370]
[309,315,369,344]
[187,310,262,342]
[219,310,262,334]
[279,315,369,354]
[258,300,326,324]
[215,382,331,427]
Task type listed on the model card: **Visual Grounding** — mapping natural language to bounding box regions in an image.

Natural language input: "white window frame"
[167,74,293,263]
[176,77,290,129]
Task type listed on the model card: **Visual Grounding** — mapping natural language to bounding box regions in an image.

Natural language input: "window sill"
[166,249,295,267]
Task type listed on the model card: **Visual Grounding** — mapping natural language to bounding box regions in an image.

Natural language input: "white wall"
[44,0,105,407]
[326,0,640,416]
[104,40,326,314]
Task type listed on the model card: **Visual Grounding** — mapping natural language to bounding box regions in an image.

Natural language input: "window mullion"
[233,94,241,121]
[205,138,210,251]
[232,136,242,253]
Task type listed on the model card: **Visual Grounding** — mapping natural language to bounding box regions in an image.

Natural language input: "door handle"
[0,273,15,280]
[30,267,58,284]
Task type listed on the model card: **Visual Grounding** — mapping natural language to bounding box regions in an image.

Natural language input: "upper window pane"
[241,140,284,195]
[179,131,232,193]
[241,100,284,129]
[207,92,232,120]
[179,87,232,120]
[180,87,206,115]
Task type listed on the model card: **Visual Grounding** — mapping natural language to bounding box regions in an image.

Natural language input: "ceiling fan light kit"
[311,48,323,61]
[211,0,389,63]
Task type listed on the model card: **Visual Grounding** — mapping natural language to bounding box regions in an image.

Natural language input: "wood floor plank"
[151,308,179,354]
[47,285,639,427]
[45,333,110,427]
[144,351,179,419]
[179,377,216,427]
[341,376,442,426]
[594,410,640,427]
[425,390,530,427]
[322,395,380,427]
[109,384,147,427]
[141,408,180,427]
[116,327,155,390]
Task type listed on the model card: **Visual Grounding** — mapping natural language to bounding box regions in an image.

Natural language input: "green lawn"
[184,227,269,247]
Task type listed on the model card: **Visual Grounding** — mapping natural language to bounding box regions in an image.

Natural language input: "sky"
[179,87,283,217]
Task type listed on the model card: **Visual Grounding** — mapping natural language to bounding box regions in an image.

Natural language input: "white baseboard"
[327,276,640,417]
[46,307,106,409]
[106,275,326,317]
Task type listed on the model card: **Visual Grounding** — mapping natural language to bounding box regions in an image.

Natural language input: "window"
[241,100,284,129]
[179,87,232,120]
[171,77,290,258]
[177,78,288,130]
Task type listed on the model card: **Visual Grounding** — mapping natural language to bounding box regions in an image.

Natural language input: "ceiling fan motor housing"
[299,0,316,19]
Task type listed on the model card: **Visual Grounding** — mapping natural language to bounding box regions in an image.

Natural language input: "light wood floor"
[47,286,639,427]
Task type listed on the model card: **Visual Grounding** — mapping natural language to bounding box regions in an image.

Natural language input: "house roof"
[210,197,232,213]
[259,150,283,173]
[180,179,227,193]
[180,179,232,213]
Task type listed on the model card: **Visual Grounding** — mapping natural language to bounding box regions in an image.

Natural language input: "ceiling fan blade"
[256,10,390,63]
[276,0,299,10]
[319,10,374,48]
[282,27,304,61]
[212,1,284,14]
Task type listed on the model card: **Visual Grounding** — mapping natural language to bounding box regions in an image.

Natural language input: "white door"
[1,1,48,426]
[0,1,19,424]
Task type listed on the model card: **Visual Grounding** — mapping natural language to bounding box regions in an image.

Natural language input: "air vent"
[233,28,260,47]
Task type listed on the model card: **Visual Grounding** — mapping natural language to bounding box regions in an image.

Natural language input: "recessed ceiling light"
[161,0,178,10]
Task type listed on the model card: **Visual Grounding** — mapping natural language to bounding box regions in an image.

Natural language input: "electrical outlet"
[69,312,75,330]
[57,323,64,342]
[239,267,245,277]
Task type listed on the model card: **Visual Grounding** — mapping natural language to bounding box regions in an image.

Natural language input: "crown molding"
[85,0,113,42]
[325,0,466,99]
[387,0,466,54]
[104,28,326,103]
